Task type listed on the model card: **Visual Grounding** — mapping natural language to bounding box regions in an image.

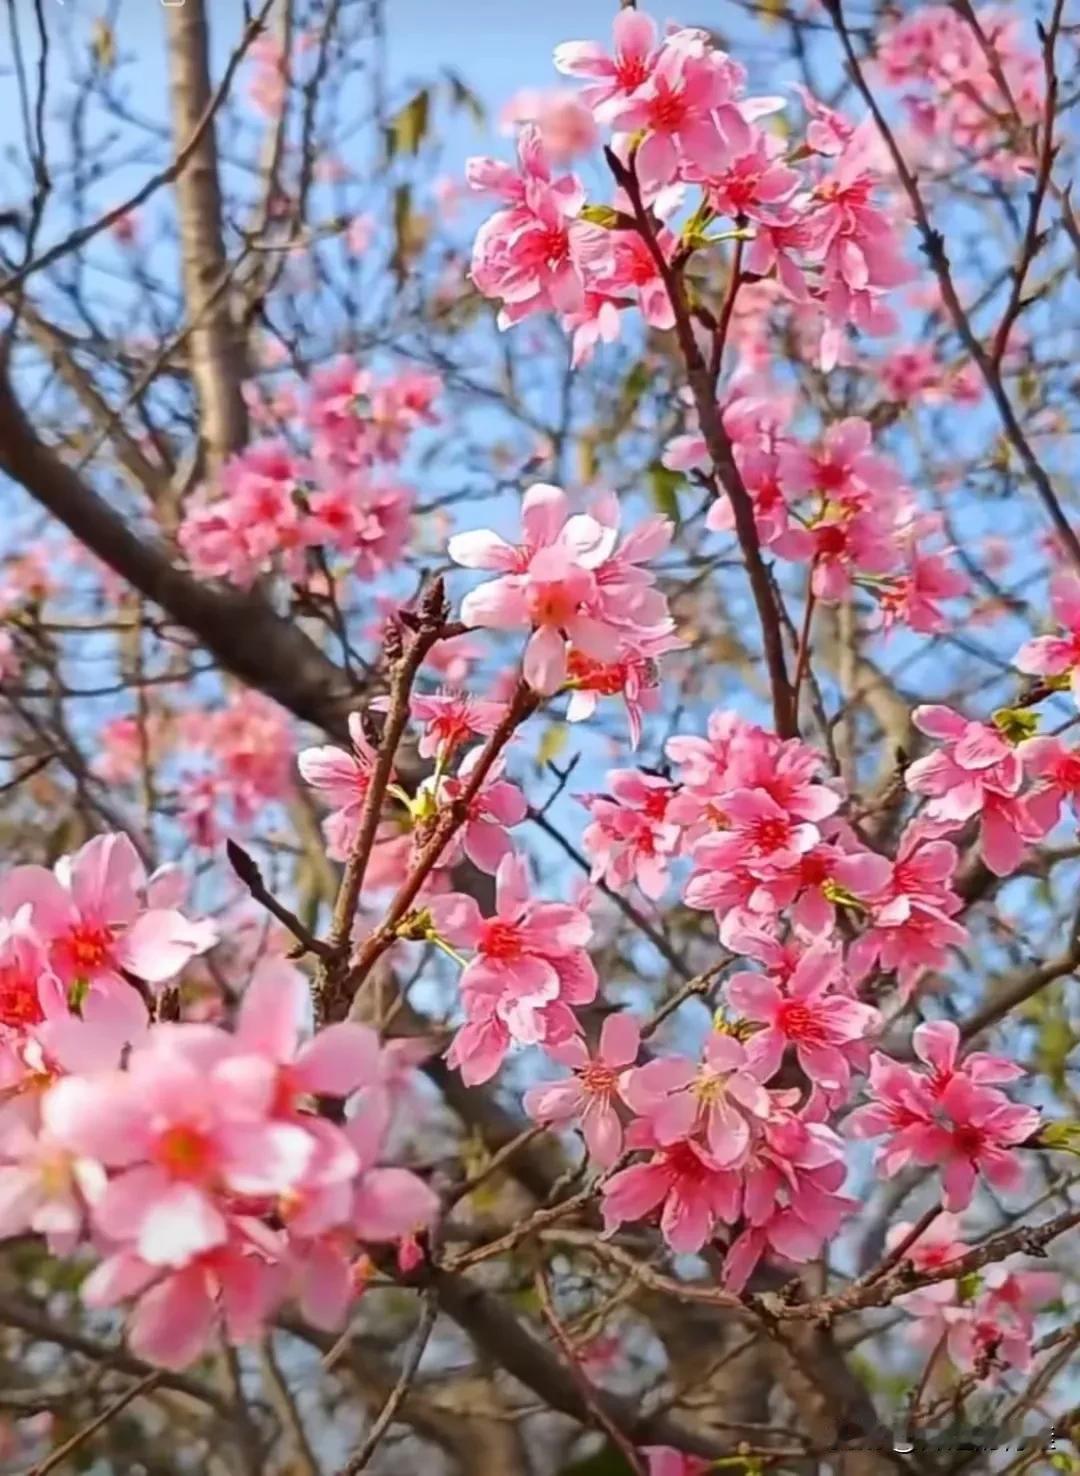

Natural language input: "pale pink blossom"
[525,1011,640,1165]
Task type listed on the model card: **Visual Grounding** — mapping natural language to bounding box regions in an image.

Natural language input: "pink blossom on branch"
[449,482,676,696]
[848,1021,1040,1211]
[432,854,597,1084]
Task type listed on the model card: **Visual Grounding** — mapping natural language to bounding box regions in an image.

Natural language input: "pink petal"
[353,1168,438,1241]
[599,1011,640,1067]
[236,959,306,1061]
[129,1267,216,1369]
[293,1023,380,1097]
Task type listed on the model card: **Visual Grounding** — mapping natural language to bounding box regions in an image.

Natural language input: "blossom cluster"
[97,691,297,852]
[0,835,436,1367]
[286,480,1057,1300]
[876,4,1043,178]
[469,9,911,370]
[889,1210,1059,1379]
[179,360,439,589]
[666,400,968,630]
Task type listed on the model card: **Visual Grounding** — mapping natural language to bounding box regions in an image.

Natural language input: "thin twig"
[24,1371,161,1476]
[534,1265,648,1476]
[335,1293,437,1475]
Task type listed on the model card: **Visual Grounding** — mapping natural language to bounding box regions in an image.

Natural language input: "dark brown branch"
[611,149,797,737]
[0,362,357,741]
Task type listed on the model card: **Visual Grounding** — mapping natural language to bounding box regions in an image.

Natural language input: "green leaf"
[580,204,621,228]
[619,362,651,421]
[648,461,684,523]
[385,89,430,159]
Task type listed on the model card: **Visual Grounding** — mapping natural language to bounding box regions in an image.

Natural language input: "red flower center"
[815,523,850,559]
[662,1139,709,1182]
[154,1124,214,1180]
[952,1122,986,1159]
[646,86,687,133]
[482,921,525,962]
[63,923,113,973]
[0,963,43,1028]
[579,1061,618,1097]
[528,582,579,627]
[616,54,651,90]
[776,999,824,1043]
[752,816,791,852]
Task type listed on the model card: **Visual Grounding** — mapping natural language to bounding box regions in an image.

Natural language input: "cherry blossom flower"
[1015,573,1080,702]
[415,748,526,874]
[626,1028,771,1166]
[298,712,382,862]
[849,826,968,994]
[727,941,880,1094]
[848,1021,1040,1210]
[407,691,506,761]
[500,87,599,164]
[0,835,215,1030]
[580,769,681,898]
[432,855,596,1084]
[449,483,675,695]
[905,705,1051,875]
[525,1011,640,1165]
[468,127,611,327]
[602,1121,740,1254]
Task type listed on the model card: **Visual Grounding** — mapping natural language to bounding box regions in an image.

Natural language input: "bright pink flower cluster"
[848,1021,1040,1211]
[449,482,678,710]
[905,704,1057,877]
[0,920,436,1369]
[179,360,438,590]
[298,714,525,883]
[471,10,911,368]
[667,405,968,631]
[432,855,597,1084]
[0,834,215,1045]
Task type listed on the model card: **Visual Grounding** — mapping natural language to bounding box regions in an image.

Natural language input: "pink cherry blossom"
[467,127,611,327]
[626,1029,771,1167]
[297,712,382,862]
[602,1123,740,1255]
[1015,573,1080,703]
[525,1011,640,1165]
[848,1021,1039,1210]
[580,769,681,898]
[727,941,880,1095]
[432,854,596,1084]
[416,747,526,875]
[449,483,675,695]
[905,705,1051,875]
[407,690,506,761]
[849,826,968,994]
[0,835,215,1028]
[500,88,599,164]
[553,9,662,116]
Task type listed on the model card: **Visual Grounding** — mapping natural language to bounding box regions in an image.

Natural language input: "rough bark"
[165,0,249,475]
